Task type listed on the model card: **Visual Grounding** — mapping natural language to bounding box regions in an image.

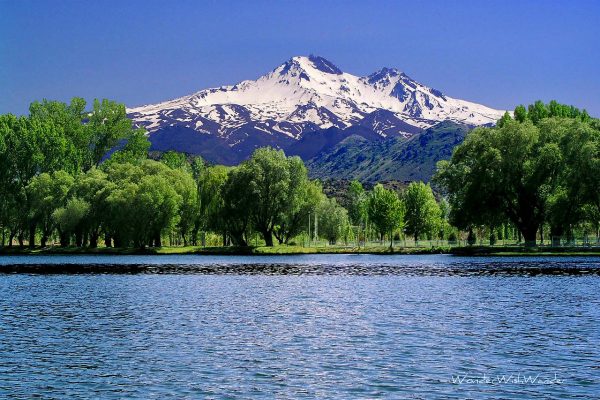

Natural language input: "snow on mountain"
[128,55,504,158]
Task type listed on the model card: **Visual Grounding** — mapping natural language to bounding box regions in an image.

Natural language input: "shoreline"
[1,245,600,257]
[0,245,449,256]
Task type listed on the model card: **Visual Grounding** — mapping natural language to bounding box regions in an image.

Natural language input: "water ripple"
[1,255,599,398]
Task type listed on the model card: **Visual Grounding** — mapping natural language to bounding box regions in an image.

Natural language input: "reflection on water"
[1,255,599,398]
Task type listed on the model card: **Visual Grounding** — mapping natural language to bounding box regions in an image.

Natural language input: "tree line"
[1,98,597,249]
[0,98,452,249]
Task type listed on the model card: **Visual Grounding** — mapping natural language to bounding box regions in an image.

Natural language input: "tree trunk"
[154,234,162,248]
[18,233,24,248]
[550,225,563,247]
[28,224,36,248]
[520,224,538,247]
[191,224,199,246]
[89,233,98,248]
[105,234,112,248]
[230,233,247,247]
[59,231,69,247]
[273,227,287,245]
[41,235,48,248]
[75,231,83,247]
[262,230,273,247]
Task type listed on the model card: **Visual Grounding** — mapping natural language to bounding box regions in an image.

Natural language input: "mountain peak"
[376,67,402,76]
[276,55,343,79]
[129,55,505,164]
[306,55,343,75]
[366,67,404,85]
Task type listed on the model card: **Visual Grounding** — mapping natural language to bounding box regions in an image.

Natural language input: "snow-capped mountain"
[128,55,504,163]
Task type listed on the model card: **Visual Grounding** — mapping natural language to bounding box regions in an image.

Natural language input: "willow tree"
[26,171,74,247]
[236,148,312,246]
[317,197,350,245]
[221,166,253,246]
[436,120,560,246]
[274,179,324,245]
[436,101,596,246]
[367,184,405,247]
[403,182,441,242]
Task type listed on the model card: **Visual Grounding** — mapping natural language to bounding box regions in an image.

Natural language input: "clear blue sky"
[1,0,599,115]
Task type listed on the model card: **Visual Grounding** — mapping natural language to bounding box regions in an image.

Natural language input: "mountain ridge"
[128,55,504,165]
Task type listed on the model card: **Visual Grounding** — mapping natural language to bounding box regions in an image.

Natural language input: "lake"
[1,254,599,398]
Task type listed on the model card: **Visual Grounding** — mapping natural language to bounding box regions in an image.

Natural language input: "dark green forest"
[0,98,598,250]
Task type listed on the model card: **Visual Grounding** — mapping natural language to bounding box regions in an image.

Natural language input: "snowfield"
[128,55,505,143]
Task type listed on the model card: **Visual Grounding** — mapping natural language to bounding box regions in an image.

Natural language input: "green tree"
[317,197,350,245]
[196,165,230,245]
[53,198,90,247]
[0,115,14,245]
[166,166,198,246]
[435,110,594,246]
[109,129,150,164]
[86,99,140,170]
[238,148,295,246]
[160,151,190,171]
[437,198,453,240]
[497,111,512,128]
[514,105,528,123]
[221,166,253,246]
[367,184,405,247]
[71,168,112,247]
[26,171,74,247]
[403,182,441,242]
[101,160,184,248]
[528,100,549,125]
[104,178,138,247]
[436,121,553,245]
[539,118,589,242]
[28,98,86,173]
[273,159,323,245]
[135,173,182,247]
[347,180,367,226]
[5,115,45,246]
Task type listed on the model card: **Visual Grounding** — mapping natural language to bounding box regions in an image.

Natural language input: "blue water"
[1,255,599,398]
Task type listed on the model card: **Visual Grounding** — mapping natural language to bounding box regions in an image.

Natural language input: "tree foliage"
[317,197,350,244]
[436,100,599,245]
[367,184,405,246]
[403,182,441,241]
[3,96,597,250]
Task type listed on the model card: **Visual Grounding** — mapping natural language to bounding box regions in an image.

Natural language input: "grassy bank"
[2,245,600,256]
[450,246,600,257]
[0,245,450,256]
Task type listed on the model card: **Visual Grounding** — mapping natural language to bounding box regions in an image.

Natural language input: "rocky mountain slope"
[306,121,471,182]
